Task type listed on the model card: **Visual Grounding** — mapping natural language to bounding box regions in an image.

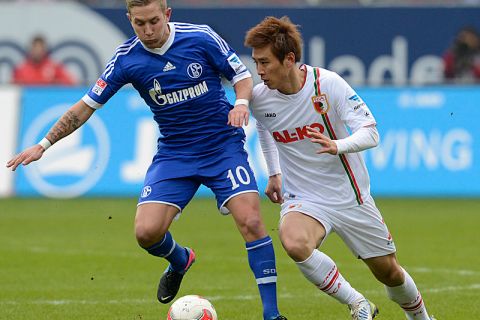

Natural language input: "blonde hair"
[244,16,303,63]
[125,0,167,12]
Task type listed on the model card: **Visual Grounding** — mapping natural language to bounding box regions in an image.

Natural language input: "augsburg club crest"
[311,94,330,114]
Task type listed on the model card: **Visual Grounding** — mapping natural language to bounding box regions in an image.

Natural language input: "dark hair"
[31,35,46,45]
[244,16,303,63]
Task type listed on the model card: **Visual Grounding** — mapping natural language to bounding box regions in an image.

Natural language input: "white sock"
[385,268,430,320]
[296,249,363,305]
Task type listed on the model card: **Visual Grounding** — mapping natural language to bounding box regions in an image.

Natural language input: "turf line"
[2,283,479,306]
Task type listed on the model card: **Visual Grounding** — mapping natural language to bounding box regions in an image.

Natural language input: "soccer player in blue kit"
[6,1,286,319]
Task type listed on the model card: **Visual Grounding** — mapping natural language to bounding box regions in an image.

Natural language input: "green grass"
[0,198,479,319]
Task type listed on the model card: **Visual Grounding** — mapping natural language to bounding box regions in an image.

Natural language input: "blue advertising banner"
[16,88,156,197]
[2,5,480,86]
[95,7,480,86]
[14,86,479,198]
[361,86,479,196]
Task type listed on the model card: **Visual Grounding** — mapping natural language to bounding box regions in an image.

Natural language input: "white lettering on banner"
[442,129,473,171]
[398,91,445,109]
[0,87,20,197]
[368,129,472,171]
[410,56,444,85]
[23,104,110,198]
[308,36,444,86]
[120,119,158,183]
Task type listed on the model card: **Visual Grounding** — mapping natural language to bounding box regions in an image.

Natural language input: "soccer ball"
[167,295,217,320]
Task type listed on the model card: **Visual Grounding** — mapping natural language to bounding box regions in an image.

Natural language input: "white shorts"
[280,194,396,259]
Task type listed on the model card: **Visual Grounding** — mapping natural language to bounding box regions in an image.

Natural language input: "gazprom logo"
[149,81,209,106]
[22,104,110,198]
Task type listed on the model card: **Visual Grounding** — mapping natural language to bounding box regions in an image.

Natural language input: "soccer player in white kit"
[245,16,437,320]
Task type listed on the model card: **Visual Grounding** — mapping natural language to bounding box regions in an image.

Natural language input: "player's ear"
[165,8,172,22]
[285,52,296,68]
[126,12,131,22]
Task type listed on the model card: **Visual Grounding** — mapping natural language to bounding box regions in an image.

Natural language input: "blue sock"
[145,231,188,272]
[246,236,280,320]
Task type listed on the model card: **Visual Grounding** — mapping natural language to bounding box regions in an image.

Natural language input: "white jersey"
[251,65,376,209]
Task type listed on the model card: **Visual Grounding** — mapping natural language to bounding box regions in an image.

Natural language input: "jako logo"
[22,104,110,198]
[264,113,276,117]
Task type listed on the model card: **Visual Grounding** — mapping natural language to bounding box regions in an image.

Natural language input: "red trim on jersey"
[300,64,308,91]
[314,67,321,92]
[323,112,364,204]
[313,67,363,205]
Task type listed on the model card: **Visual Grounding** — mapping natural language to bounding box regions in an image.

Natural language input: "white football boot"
[349,298,379,320]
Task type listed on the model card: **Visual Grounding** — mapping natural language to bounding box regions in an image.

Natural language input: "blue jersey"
[82,22,251,156]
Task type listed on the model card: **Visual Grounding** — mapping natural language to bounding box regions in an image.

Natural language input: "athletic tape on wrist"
[38,138,52,151]
[234,98,249,107]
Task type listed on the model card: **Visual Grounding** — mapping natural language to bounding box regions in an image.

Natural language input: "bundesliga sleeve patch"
[92,78,108,96]
[348,94,367,111]
[227,53,247,74]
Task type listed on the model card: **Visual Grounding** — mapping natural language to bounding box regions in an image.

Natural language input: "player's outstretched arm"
[228,77,253,127]
[6,100,95,171]
[306,125,379,155]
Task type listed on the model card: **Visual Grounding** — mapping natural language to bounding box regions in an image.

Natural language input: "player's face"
[252,45,291,92]
[128,2,172,49]
[30,40,48,63]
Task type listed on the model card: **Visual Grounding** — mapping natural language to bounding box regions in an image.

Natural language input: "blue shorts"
[138,142,258,214]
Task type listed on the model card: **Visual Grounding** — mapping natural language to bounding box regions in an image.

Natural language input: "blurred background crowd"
[5,0,480,6]
[2,0,480,86]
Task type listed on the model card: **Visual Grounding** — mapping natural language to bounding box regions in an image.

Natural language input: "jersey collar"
[140,22,175,55]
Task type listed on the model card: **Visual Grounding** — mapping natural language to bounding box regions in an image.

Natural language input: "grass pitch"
[0,197,479,319]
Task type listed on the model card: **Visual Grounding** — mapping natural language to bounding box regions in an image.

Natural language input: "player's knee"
[135,223,166,248]
[239,215,265,239]
[280,232,311,261]
[246,215,265,234]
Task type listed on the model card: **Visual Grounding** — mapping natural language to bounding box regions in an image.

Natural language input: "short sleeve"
[82,53,128,109]
[328,72,376,133]
[201,25,251,85]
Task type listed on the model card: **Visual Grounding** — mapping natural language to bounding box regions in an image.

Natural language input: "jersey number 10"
[227,166,251,190]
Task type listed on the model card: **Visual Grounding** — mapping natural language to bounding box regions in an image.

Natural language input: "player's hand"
[228,104,249,127]
[265,174,283,204]
[306,126,338,155]
[6,145,46,171]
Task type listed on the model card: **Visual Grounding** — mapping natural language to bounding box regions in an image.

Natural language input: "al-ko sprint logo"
[22,104,110,198]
